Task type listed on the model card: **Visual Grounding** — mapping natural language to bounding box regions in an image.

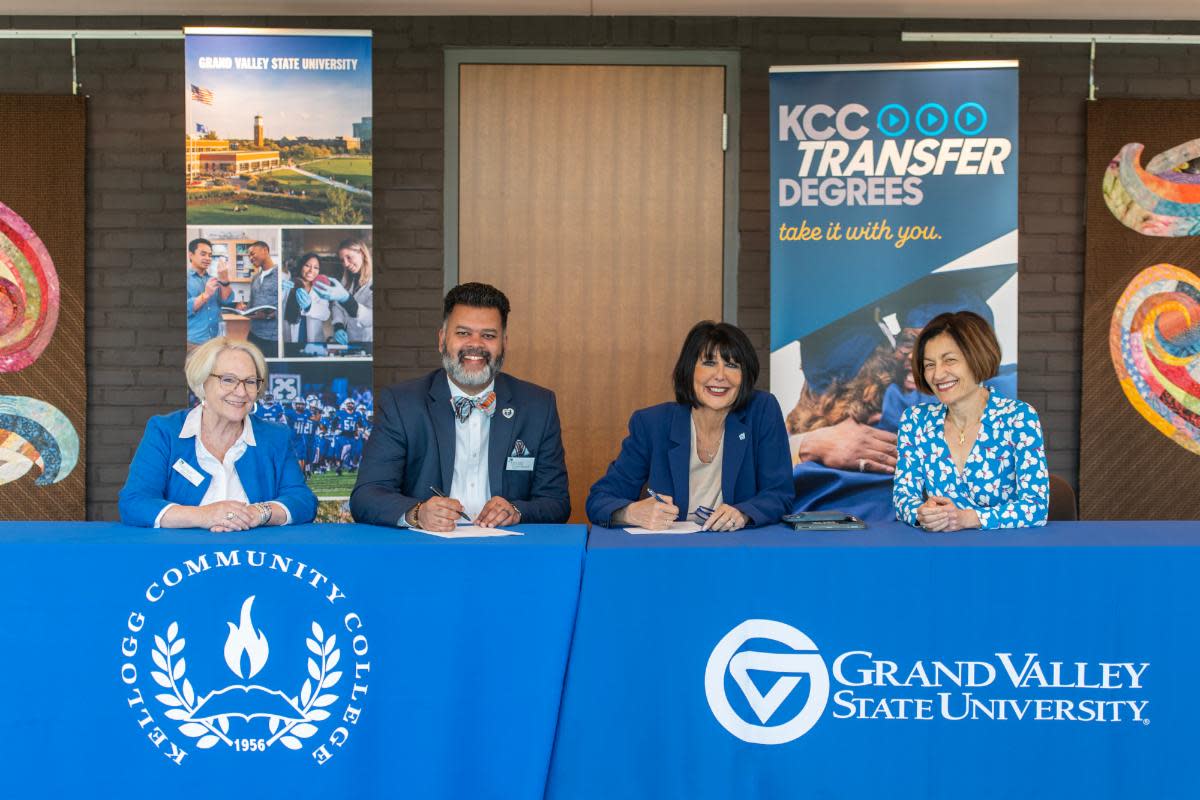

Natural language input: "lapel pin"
[502,407,514,419]
[739,432,746,441]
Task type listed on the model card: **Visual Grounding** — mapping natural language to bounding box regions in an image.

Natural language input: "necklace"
[948,414,974,445]
[693,413,723,463]
[947,390,987,446]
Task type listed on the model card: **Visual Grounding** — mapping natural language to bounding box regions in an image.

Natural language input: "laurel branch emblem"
[150,597,342,752]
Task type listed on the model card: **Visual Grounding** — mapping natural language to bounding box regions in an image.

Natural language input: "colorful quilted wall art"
[1082,99,1200,519]
[0,202,78,488]
[1103,138,1200,237]
[0,395,79,486]
[1110,264,1200,456]
[0,201,60,373]
[0,94,86,519]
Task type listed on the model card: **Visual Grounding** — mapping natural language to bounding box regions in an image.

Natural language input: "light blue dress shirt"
[186,266,226,345]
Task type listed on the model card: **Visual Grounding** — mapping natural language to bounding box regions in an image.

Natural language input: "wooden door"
[458,63,726,522]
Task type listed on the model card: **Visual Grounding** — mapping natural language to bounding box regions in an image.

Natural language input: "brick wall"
[2,15,1198,519]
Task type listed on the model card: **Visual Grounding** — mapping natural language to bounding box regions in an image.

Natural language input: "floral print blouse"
[893,392,1049,529]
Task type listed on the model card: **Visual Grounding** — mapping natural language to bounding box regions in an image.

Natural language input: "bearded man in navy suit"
[350,283,569,530]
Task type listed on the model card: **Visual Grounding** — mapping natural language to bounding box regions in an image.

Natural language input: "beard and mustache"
[441,344,504,388]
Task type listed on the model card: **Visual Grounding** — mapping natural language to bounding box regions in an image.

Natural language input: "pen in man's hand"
[429,486,472,522]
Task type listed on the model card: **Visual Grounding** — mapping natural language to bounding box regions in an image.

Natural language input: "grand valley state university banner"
[769,61,1019,522]
[184,28,374,522]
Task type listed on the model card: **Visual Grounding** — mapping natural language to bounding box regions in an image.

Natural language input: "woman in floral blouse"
[893,311,1048,531]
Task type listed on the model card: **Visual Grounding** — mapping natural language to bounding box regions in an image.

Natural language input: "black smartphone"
[782,510,866,530]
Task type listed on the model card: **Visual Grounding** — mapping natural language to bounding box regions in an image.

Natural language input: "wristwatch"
[406,502,422,527]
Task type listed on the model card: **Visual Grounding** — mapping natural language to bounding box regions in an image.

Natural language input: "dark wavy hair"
[443,282,511,329]
[672,321,759,413]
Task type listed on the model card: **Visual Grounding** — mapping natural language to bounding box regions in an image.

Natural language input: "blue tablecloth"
[0,522,585,800]
[546,521,1200,799]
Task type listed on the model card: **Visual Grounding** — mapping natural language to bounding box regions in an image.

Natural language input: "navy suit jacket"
[119,409,317,527]
[586,390,794,527]
[350,369,570,526]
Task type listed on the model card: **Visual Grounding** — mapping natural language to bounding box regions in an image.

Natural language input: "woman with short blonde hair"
[184,337,269,400]
[119,336,316,530]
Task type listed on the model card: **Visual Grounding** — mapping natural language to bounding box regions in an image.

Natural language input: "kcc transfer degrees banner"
[769,61,1019,521]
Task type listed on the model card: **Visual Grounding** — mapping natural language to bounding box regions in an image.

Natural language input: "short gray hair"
[185,337,268,401]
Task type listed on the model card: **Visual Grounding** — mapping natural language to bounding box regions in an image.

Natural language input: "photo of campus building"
[185,32,372,226]
[186,111,371,224]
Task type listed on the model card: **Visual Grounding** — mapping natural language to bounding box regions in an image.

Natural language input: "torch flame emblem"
[224,595,269,679]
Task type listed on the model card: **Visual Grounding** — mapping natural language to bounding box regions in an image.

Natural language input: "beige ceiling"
[5,1,1200,20]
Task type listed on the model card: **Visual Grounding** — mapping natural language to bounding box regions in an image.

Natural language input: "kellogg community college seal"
[118,549,371,766]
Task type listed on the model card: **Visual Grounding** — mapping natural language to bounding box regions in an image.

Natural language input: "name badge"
[173,458,205,487]
[506,456,535,472]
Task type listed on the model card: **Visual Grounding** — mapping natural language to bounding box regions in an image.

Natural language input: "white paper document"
[411,524,525,539]
[624,521,704,535]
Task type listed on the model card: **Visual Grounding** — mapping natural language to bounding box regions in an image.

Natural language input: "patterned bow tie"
[452,391,497,423]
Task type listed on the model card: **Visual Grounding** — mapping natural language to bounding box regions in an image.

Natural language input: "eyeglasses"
[210,373,264,393]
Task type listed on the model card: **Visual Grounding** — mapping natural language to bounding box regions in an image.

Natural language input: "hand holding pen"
[623,488,679,531]
[414,486,470,532]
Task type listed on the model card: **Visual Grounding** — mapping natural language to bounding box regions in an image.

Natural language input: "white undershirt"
[448,377,494,520]
[155,405,290,527]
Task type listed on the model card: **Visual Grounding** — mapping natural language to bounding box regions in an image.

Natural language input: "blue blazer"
[119,409,317,527]
[587,390,795,527]
[349,369,570,526]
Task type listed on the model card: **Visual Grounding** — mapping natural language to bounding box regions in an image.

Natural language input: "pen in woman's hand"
[644,489,681,528]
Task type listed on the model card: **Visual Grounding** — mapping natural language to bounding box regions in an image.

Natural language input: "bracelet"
[255,503,272,526]
[510,503,522,522]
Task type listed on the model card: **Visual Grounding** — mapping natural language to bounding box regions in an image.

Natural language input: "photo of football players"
[260,361,372,502]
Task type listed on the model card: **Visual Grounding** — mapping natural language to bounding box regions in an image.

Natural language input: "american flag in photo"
[190,84,214,105]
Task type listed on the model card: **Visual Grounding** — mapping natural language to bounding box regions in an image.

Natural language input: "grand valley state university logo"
[118,550,372,766]
[705,619,830,745]
[706,619,1152,745]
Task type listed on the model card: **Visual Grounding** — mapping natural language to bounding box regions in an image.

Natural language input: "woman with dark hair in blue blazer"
[587,321,794,531]
[119,337,317,530]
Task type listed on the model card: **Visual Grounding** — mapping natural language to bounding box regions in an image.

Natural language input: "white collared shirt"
[155,405,290,527]
[448,376,494,520]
